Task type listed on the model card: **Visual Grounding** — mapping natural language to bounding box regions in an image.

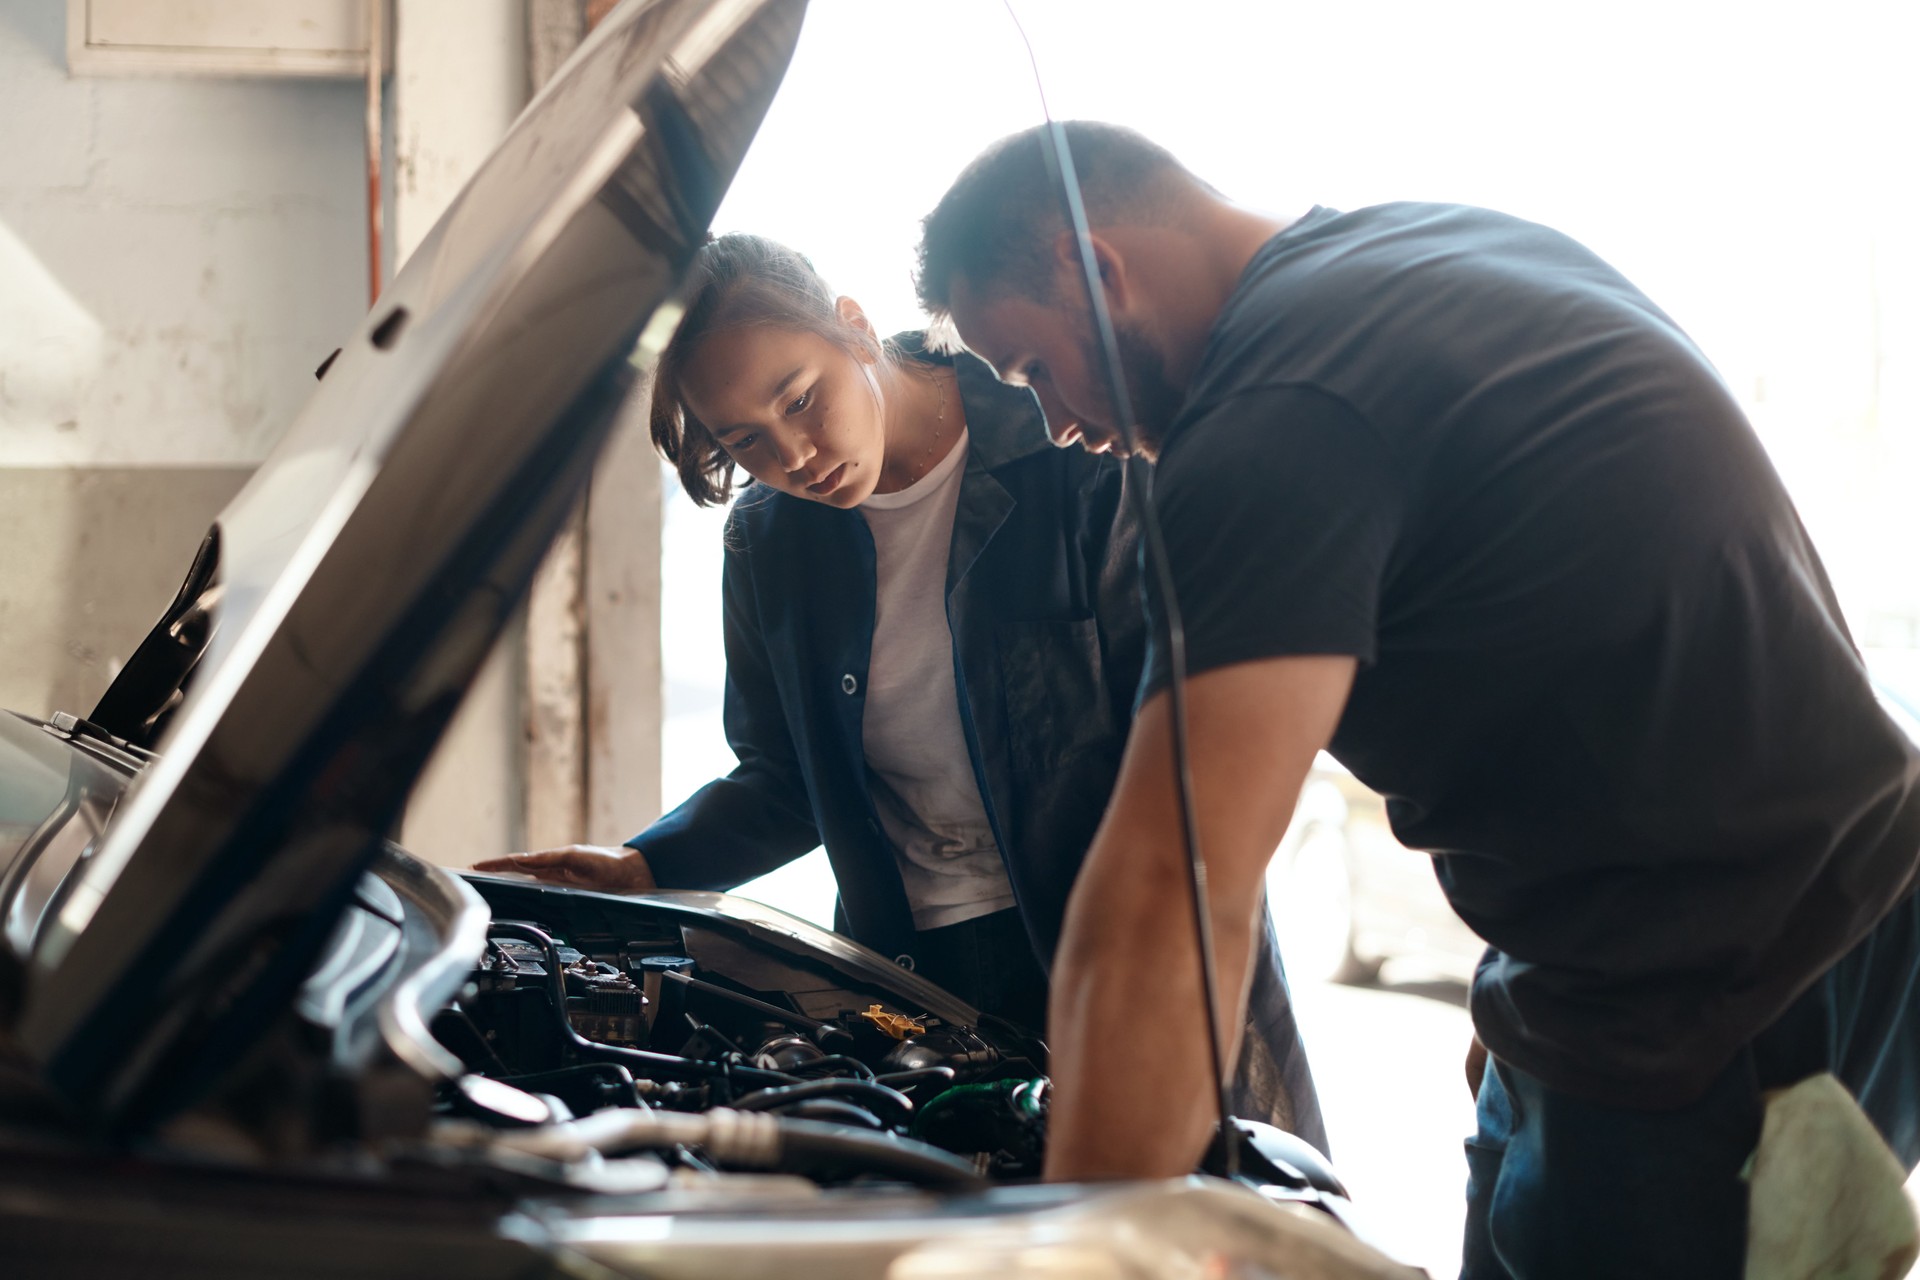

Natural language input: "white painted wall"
[0,0,365,718]
[0,0,366,469]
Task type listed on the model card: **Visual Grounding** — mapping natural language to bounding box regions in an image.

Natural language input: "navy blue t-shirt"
[1145,202,1920,1106]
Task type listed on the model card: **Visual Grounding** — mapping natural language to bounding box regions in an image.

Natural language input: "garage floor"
[1291,967,1476,1277]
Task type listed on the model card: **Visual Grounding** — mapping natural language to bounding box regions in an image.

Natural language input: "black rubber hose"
[731,1078,915,1128]
[770,1099,886,1129]
[790,1053,876,1081]
[771,1118,986,1188]
[481,1107,986,1189]
[873,1066,955,1091]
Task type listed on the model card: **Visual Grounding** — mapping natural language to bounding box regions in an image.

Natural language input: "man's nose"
[1033,389,1083,448]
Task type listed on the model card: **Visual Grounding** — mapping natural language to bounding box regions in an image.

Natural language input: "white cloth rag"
[1746,1072,1919,1280]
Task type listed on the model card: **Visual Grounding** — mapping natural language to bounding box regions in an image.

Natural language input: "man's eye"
[785,391,811,415]
[1022,362,1047,383]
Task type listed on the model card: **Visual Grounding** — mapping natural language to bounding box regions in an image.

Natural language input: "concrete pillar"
[400,0,664,864]
[391,0,530,867]
[583,402,664,841]
[521,0,664,849]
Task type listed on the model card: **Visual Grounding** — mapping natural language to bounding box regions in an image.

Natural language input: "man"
[915,121,1920,1277]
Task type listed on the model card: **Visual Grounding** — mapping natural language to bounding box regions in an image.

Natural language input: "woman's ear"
[836,295,881,362]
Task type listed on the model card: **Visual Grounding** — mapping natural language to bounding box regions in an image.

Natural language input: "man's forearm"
[1044,826,1259,1179]
[1038,656,1355,1182]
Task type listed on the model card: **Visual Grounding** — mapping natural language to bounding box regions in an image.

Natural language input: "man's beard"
[1100,320,1184,460]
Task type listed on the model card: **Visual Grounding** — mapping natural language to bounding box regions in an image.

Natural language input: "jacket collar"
[890,331,1054,473]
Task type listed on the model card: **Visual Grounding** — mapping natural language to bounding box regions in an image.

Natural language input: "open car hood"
[14,0,805,1135]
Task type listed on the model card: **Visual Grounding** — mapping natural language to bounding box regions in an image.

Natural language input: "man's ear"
[835,295,882,363]
[1049,230,1133,313]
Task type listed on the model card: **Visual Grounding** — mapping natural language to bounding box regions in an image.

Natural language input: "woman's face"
[680,307,888,509]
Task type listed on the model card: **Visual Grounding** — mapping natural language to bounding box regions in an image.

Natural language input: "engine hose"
[873,1066,955,1091]
[463,1106,985,1188]
[789,1053,876,1081]
[700,1106,784,1166]
[583,1040,794,1091]
[770,1099,886,1129]
[771,1119,986,1188]
[730,1079,914,1127]
[909,1078,1046,1142]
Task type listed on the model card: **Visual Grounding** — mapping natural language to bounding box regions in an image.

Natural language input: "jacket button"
[894,954,916,972]
[841,674,859,695]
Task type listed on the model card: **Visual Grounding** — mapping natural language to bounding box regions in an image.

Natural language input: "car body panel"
[540,1179,1419,1279]
[464,873,993,1030]
[0,712,137,966]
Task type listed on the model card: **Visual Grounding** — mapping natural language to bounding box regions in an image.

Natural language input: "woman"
[476,234,1324,1150]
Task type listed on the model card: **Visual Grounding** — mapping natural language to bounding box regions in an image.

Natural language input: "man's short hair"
[915,121,1207,318]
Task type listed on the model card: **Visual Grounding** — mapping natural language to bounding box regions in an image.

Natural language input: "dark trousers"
[912,907,1052,1035]
[1462,884,1920,1279]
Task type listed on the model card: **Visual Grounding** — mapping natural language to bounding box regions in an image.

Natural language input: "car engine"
[417,875,1051,1189]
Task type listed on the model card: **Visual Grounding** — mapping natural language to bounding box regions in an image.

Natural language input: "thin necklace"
[898,364,952,485]
[908,365,949,484]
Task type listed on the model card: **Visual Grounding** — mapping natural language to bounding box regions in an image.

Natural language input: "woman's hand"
[471,844,658,895]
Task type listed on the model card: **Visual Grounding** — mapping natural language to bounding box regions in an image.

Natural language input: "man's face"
[948,276,1182,459]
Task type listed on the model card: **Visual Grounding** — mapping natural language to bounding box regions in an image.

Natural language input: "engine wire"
[1003,3,1239,1178]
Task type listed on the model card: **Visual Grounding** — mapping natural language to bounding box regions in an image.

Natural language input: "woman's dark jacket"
[633,341,1325,1150]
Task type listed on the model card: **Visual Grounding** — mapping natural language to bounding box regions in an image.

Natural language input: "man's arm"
[1044,652,1355,1181]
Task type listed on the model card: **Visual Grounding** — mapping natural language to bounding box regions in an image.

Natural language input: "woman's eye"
[733,432,759,451]
[1022,361,1047,384]
[785,391,811,416]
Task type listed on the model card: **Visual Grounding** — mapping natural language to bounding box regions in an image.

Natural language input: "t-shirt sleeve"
[1140,383,1402,703]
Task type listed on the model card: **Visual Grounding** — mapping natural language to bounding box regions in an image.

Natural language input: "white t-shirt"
[859,429,1017,930]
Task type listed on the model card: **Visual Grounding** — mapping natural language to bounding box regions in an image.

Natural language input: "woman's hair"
[649,233,883,507]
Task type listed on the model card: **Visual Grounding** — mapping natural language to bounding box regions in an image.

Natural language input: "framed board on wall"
[67,0,388,78]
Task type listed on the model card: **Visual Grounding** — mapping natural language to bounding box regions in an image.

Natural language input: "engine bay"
[3,785,1352,1262]
[424,874,1051,1187]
